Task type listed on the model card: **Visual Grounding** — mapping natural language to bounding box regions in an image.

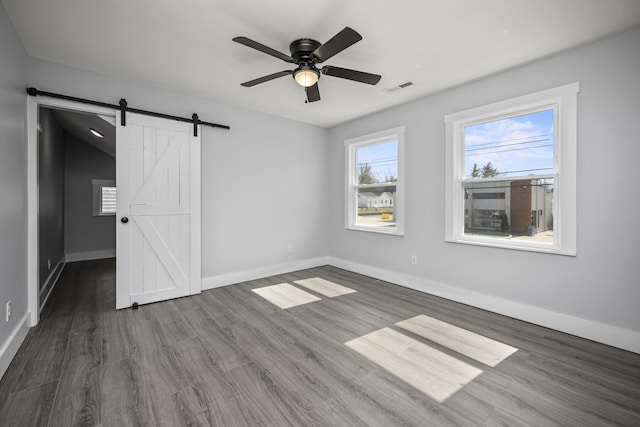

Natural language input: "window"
[345,126,405,235]
[92,179,117,216]
[445,83,578,255]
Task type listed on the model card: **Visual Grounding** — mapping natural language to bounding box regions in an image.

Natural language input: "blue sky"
[464,109,554,178]
[357,139,398,182]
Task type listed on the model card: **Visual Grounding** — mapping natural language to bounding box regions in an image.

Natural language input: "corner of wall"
[202,256,330,290]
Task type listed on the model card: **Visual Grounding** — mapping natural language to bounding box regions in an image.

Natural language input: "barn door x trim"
[116,112,203,309]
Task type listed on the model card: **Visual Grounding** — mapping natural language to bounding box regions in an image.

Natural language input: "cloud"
[464,112,554,177]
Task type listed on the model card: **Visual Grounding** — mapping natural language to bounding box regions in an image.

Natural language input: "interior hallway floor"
[0,258,639,426]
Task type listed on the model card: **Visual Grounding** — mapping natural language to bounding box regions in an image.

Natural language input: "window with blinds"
[100,186,117,215]
[92,179,116,216]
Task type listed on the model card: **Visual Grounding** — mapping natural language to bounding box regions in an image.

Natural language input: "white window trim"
[444,83,578,255]
[345,126,405,236]
[92,179,116,216]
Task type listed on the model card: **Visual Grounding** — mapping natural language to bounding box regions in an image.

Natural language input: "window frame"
[345,126,405,236]
[92,179,117,216]
[444,83,578,255]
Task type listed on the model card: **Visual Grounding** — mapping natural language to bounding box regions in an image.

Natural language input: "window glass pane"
[464,109,554,178]
[346,126,404,235]
[356,185,397,230]
[357,140,398,184]
[101,186,117,214]
[463,178,553,243]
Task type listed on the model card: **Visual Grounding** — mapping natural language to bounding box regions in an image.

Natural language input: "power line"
[465,138,551,153]
[495,167,553,176]
[358,160,397,166]
[358,157,397,164]
[462,181,554,190]
[466,143,553,156]
[464,172,553,179]
[465,132,553,148]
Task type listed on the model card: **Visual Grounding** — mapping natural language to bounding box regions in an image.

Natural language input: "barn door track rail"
[27,87,230,136]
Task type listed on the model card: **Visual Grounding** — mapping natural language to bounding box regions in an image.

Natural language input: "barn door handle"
[121,217,129,224]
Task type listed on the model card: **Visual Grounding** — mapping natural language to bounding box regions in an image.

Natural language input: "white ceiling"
[4,0,640,128]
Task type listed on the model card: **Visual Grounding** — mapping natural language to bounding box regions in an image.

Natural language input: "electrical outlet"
[410,255,418,265]
[287,244,293,254]
[6,300,11,322]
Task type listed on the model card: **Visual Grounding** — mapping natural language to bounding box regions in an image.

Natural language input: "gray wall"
[328,29,640,342]
[64,134,116,257]
[0,3,28,374]
[37,108,65,300]
[27,57,330,282]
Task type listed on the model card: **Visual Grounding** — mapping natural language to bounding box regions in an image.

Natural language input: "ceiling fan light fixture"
[293,67,319,87]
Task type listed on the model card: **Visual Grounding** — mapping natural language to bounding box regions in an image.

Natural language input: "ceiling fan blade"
[321,66,381,85]
[233,36,294,63]
[312,27,362,63]
[240,70,292,87]
[306,83,321,103]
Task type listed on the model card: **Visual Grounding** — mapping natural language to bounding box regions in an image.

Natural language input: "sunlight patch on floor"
[345,327,483,403]
[294,277,357,298]
[396,315,518,367]
[251,283,321,309]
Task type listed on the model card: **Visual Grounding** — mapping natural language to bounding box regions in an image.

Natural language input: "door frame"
[26,95,116,326]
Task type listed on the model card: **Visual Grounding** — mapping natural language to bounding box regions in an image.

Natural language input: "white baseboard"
[328,256,640,354]
[39,257,65,312]
[66,249,115,262]
[202,257,330,290]
[0,312,30,381]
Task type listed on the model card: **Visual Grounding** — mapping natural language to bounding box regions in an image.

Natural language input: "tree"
[470,163,480,178]
[358,163,377,184]
[481,161,499,178]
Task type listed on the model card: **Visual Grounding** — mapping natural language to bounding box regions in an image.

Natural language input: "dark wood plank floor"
[1,259,639,426]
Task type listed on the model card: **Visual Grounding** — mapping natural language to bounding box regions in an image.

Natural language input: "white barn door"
[116,113,201,309]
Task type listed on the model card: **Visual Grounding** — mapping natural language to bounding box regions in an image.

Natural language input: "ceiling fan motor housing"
[289,38,321,64]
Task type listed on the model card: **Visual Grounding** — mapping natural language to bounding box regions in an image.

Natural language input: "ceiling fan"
[232,27,381,103]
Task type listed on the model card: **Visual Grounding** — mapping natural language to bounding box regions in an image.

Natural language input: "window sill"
[346,225,405,236]
[445,236,576,256]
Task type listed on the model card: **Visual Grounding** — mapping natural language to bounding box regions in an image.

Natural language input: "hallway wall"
[37,107,65,304]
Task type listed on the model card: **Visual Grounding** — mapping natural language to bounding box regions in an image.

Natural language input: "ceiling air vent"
[387,81,414,92]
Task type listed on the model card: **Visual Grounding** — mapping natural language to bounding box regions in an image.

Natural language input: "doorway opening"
[27,96,116,326]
